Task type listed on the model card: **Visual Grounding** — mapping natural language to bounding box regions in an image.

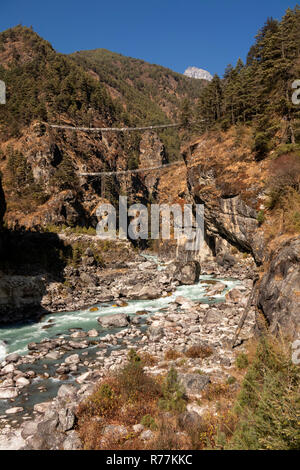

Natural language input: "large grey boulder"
[57,384,77,401]
[58,407,76,432]
[171,261,201,285]
[5,353,20,363]
[178,410,203,430]
[97,313,130,328]
[179,373,210,396]
[135,285,161,300]
[63,431,82,450]
[0,387,18,399]
[147,321,164,340]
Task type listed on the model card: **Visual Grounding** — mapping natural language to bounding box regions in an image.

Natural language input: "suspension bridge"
[42,122,181,133]
[43,120,187,196]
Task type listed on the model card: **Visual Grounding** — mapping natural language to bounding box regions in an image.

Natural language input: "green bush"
[83,383,118,419]
[252,132,272,161]
[226,376,237,385]
[116,350,161,403]
[141,414,158,431]
[235,353,249,369]
[159,367,187,413]
[228,337,300,450]
[257,210,265,225]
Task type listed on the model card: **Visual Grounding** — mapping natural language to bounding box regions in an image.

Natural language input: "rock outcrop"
[184,67,213,81]
[256,237,300,339]
[182,133,299,336]
[170,260,201,285]
[183,142,265,263]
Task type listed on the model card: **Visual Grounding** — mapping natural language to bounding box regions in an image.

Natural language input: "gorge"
[0,7,300,450]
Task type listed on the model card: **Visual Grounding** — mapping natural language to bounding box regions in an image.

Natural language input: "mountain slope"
[71,48,207,159]
[71,48,205,124]
[0,26,198,229]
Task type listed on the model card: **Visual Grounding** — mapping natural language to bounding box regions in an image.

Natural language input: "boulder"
[140,430,154,441]
[102,424,127,439]
[21,421,39,439]
[256,237,300,338]
[178,410,202,430]
[70,331,87,339]
[147,321,164,340]
[179,373,210,396]
[63,431,82,450]
[5,407,24,415]
[58,407,76,432]
[135,285,161,300]
[172,261,200,285]
[133,424,144,434]
[15,376,30,387]
[97,314,130,328]
[87,329,99,337]
[206,282,225,296]
[33,401,52,413]
[216,253,236,268]
[57,384,77,401]
[65,354,80,365]
[2,363,15,374]
[226,288,244,303]
[75,371,92,384]
[5,353,20,363]
[0,387,18,399]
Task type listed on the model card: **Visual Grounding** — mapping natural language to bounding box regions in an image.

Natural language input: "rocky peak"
[184,66,213,81]
[0,25,54,69]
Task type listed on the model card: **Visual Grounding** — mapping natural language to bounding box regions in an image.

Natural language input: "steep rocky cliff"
[256,236,300,339]
[182,129,266,263]
[183,129,300,337]
[0,26,203,230]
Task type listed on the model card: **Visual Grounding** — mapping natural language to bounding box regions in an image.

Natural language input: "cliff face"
[183,129,300,337]
[256,237,300,339]
[183,130,266,263]
[0,26,200,230]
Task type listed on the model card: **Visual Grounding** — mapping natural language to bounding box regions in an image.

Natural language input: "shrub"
[141,414,158,431]
[164,350,183,361]
[257,210,265,225]
[78,382,119,419]
[266,153,300,210]
[201,383,231,402]
[226,376,237,385]
[228,336,300,450]
[149,420,188,450]
[116,350,161,403]
[185,344,213,359]
[140,352,158,367]
[252,132,272,161]
[158,367,187,413]
[235,353,249,369]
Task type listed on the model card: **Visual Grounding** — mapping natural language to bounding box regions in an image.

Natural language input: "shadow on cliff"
[0,229,72,324]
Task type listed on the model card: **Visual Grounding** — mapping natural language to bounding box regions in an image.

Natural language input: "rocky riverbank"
[0,255,255,450]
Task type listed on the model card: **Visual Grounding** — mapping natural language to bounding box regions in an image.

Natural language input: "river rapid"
[0,256,240,419]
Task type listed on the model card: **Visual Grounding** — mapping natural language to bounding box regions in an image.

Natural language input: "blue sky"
[0,0,298,76]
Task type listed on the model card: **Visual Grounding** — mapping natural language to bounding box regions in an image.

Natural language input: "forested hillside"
[71,49,206,159]
[0,26,206,162]
[194,6,300,159]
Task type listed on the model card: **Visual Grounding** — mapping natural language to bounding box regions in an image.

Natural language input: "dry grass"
[77,336,297,450]
[185,344,213,359]
[140,352,159,367]
[201,383,232,402]
[77,353,162,449]
[164,349,184,361]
